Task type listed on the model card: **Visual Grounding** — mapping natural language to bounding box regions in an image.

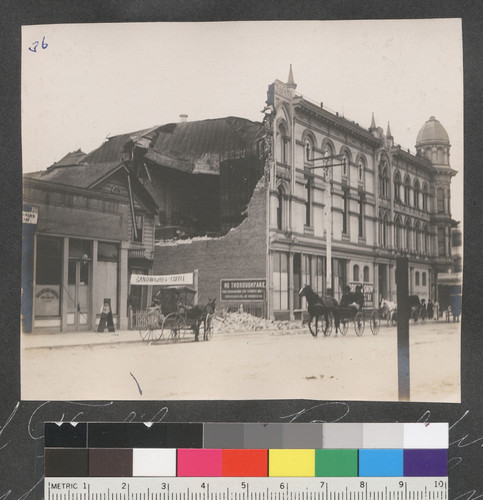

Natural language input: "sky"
[21,20,463,220]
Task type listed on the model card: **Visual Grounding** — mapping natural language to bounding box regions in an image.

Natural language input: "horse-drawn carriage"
[137,286,215,343]
[299,285,380,337]
[379,295,427,326]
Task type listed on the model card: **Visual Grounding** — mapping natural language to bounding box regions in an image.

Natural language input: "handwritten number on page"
[29,36,48,53]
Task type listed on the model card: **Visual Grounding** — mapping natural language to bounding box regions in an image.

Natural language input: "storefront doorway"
[66,239,93,331]
[66,260,91,330]
[378,264,388,301]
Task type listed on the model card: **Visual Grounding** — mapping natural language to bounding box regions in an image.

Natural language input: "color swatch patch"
[44,422,448,478]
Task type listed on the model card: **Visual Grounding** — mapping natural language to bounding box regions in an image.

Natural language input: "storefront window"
[35,236,62,317]
[97,241,119,314]
[272,252,289,311]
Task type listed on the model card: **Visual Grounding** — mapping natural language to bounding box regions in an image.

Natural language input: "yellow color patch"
[269,449,315,477]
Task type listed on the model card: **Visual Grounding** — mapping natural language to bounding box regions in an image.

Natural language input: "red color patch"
[222,449,268,477]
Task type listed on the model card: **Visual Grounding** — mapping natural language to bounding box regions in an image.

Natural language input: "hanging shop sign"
[131,272,194,286]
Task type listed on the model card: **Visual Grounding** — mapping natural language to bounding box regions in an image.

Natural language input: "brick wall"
[153,179,267,310]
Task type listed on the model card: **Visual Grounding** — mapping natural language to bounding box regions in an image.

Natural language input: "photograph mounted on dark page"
[21,20,463,402]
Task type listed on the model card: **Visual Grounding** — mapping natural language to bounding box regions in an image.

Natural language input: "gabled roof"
[24,162,126,189]
[83,126,159,164]
[49,149,87,168]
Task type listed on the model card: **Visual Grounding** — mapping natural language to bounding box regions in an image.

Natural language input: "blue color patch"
[359,449,404,477]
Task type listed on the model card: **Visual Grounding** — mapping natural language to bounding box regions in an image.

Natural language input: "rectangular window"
[132,214,143,242]
[301,255,324,302]
[437,189,445,213]
[438,228,446,256]
[272,252,289,311]
[98,241,119,261]
[305,180,311,227]
[342,190,349,234]
[358,197,364,237]
[293,253,302,309]
[35,236,62,317]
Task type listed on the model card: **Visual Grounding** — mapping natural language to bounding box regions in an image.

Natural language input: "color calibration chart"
[44,423,448,500]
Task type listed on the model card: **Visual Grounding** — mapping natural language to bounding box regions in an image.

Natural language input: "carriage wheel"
[308,315,320,337]
[412,309,419,323]
[139,311,162,342]
[370,310,380,335]
[386,311,396,326]
[323,312,333,337]
[162,313,187,343]
[204,314,214,341]
[354,311,365,336]
[339,318,349,336]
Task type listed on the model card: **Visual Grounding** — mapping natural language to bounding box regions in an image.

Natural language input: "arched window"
[279,122,289,164]
[414,179,420,209]
[415,271,420,286]
[380,210,390,248]
[341,149,351,178]
[322,142,334,179]
[305,137,314,162]
[358,157,365,183]
[404,175,411,205]
[379,161,389,198]
[276,185,285,230]
[394,171,402,202]
[422,183,429,211]
[353,264,359,282]
[363,266,370,282]
[422,272,427,286]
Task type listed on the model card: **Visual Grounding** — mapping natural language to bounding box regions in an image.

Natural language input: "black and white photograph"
[21,19,463,402]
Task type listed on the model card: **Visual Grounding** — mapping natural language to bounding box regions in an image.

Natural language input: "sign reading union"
[23,205,38,224]
[220,279,266,302]
[131,273,194,286]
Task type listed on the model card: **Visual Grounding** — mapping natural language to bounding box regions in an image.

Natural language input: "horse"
[380,299,397,320]
[299,285,339,337]
[187,298,216,341]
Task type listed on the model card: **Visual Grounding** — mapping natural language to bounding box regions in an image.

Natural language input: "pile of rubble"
[213,311,306,335]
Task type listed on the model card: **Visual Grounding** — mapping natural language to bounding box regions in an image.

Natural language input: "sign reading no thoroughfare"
[221,279,266,301]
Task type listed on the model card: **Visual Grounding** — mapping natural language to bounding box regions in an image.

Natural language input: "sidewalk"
[22,329,142,350]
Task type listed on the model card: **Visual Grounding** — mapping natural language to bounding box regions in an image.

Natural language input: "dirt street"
[21,321,460,402]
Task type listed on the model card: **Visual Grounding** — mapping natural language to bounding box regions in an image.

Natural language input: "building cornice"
[293,97,383,148]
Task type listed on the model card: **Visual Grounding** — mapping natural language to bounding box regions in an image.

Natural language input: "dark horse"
[299,285,339,337]
[186,298,216,341]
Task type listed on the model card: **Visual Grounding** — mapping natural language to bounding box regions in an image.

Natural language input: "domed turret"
[416,116,450,147]
[415,116,450,166]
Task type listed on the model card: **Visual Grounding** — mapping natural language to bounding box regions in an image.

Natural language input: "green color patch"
[315,449,358,477]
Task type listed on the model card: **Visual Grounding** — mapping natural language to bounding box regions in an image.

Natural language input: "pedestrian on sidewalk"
[98,299,115,333]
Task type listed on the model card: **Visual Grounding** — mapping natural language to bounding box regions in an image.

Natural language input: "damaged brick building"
[22,68,458,331]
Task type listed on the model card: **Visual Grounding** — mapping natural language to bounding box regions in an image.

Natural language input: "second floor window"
[305,180,312,227]
[358,196,364,237]
[342,189,349,235]
[133,214,143,243]
[404,176,411,205]
[437,188,445,213]
[277,186,285,230]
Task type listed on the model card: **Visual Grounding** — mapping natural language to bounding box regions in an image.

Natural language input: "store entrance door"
[67,260,91,330]
[379,264,388,301]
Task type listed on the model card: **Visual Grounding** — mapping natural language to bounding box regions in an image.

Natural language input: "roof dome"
[416,116,450,147]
